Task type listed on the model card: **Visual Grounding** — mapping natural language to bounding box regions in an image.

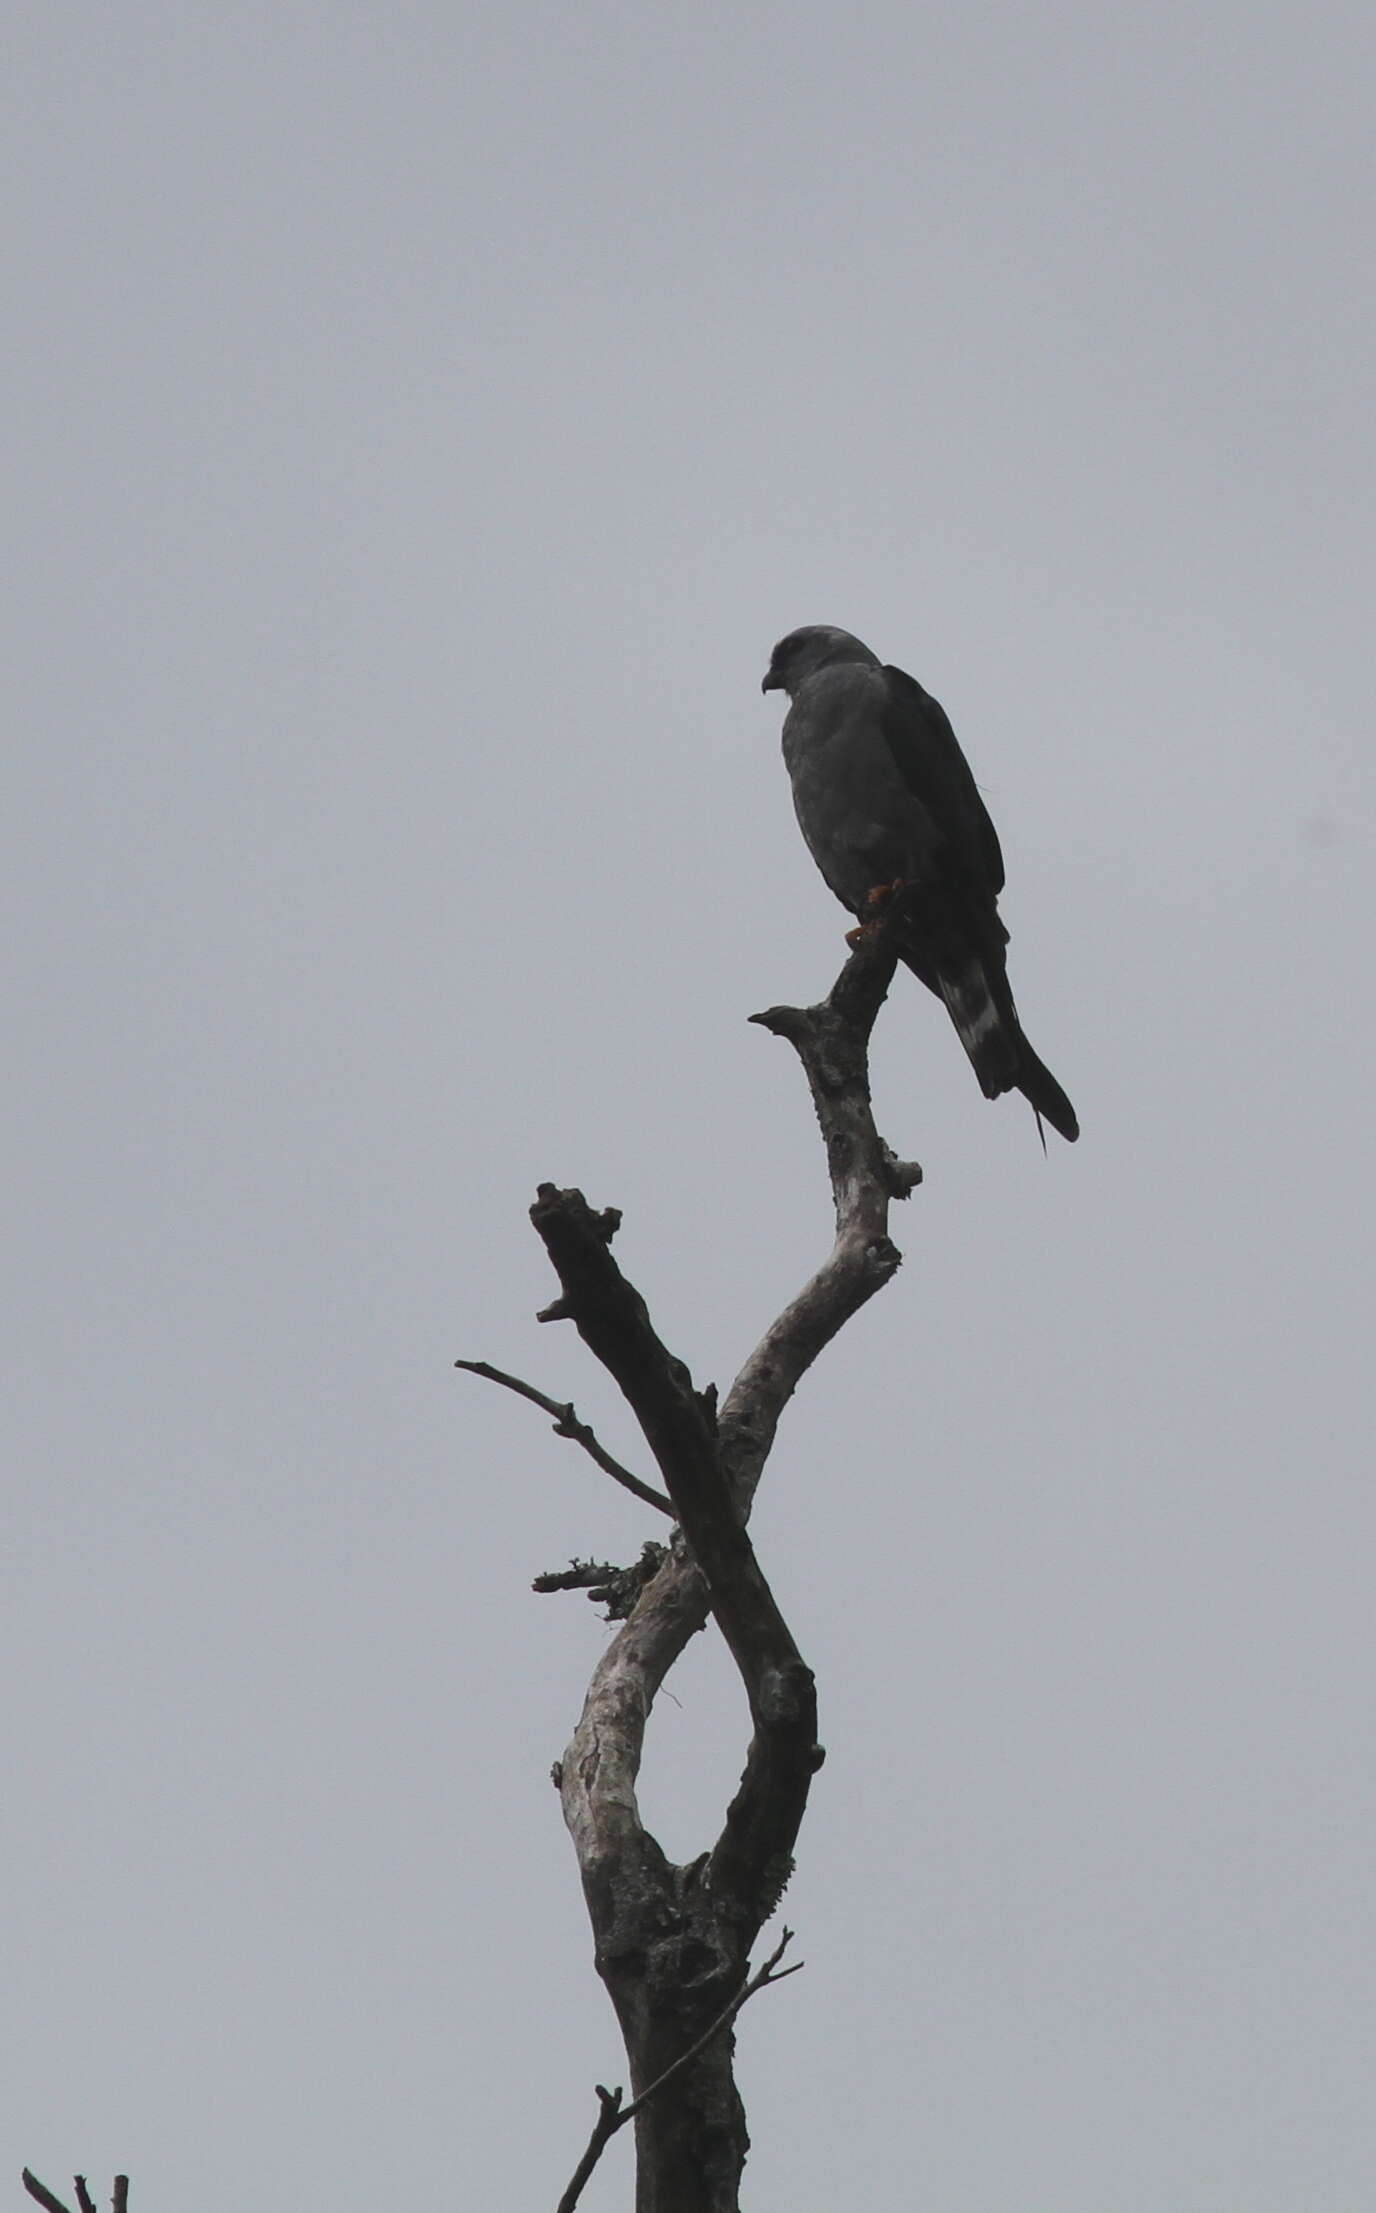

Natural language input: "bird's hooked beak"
[761,668,784,694]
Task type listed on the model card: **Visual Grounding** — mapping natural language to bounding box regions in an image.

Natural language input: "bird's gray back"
[782,664,938,911]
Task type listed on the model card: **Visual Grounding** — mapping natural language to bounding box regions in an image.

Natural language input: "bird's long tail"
[936,958,1079,1145]
[1014,1036,1079,1145]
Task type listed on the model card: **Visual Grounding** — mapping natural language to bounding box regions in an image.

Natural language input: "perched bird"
[762,624,1078,1143]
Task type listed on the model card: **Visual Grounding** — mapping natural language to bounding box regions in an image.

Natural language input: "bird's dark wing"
[879,665,1005,895]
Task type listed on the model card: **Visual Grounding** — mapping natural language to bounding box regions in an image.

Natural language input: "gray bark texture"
[502,921,921,2210]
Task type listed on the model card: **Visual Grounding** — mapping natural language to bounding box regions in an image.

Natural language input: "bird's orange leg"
[845,878,906,945]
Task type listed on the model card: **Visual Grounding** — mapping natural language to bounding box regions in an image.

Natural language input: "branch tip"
[533,1544,669,1618]
[748,1004,807,1039]
[455,1357,672,1516]
[22,2177,74,2213]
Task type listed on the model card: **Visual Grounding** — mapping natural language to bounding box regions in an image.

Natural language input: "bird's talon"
[862,878,905,918]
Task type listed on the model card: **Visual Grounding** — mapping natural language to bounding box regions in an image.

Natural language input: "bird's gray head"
[761,625,882,699]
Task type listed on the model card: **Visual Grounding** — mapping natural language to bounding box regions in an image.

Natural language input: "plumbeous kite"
[762,624,1079,1143]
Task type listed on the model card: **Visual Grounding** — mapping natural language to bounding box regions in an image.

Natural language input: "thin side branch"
[554,2085,623,2213]
[454,1358,673,1517]
[534,1542,669,1621]
[532,1558,622,1594]
[554,1930,802,2213]
[73,2186,96,2213]
[621,1927,802,2127]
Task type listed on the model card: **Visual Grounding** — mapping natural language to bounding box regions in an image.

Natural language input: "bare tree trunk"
[467,917,923,2210]
[602,1881,752,2213]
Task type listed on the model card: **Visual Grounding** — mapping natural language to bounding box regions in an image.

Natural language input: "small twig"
[21,2179,73,2213]
[455,1359,674,1518]
[554,1929,802,2213]
[112,2186,128,2213]
[73,2185,96,2213]
[623,1927,802,2124]
[554,2084,624,2213]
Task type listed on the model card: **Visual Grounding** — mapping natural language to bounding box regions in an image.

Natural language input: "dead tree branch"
[511,924,919,2209]
[454,1359,673,1517]
[533,1543,669,1620]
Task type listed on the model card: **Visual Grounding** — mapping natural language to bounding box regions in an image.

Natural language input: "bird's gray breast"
[781,665,937,912]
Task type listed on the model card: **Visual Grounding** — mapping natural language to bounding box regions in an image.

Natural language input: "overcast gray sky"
[5,3,1374,2207]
